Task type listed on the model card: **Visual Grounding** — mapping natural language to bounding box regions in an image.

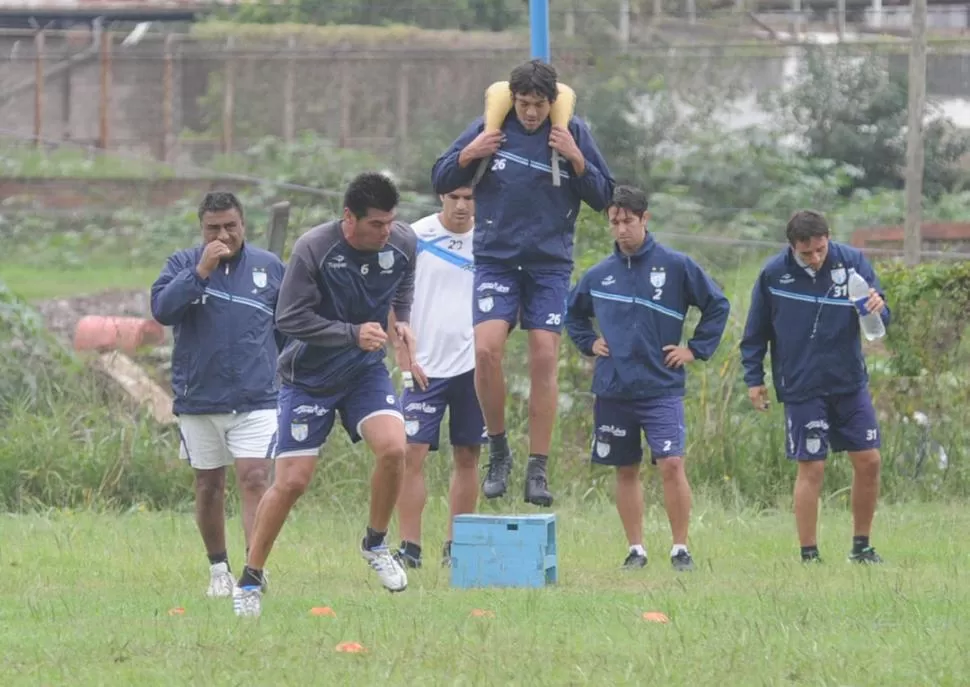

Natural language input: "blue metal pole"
[529,0,550,62]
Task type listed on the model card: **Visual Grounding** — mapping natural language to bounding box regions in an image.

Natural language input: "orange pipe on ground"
[73,315,166,354]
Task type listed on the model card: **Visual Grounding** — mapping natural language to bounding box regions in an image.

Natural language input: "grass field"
[2,499,967,685]
[0,263,157,302]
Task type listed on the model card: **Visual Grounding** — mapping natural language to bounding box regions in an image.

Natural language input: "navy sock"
[401,540,421,559]
[852,535,870,554]
[238,566,262,588]
[528,454,548,470]
[488,432,509,455]
[208,550,228,567]
[364,527,386,550]
[801,545,819,560]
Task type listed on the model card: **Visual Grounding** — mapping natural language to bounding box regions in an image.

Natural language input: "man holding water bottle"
[740,210,890,564]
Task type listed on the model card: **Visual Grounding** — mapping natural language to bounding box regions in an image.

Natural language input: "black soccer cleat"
[671,549,695,572]
[622,551,647,569]
[849,546,883,564]
[482,450,512,499]
[524,460,553,507]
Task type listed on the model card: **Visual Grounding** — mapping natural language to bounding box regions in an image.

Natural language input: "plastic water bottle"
[847,269,885,341]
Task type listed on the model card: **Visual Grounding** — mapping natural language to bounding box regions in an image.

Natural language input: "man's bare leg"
[657,456,695,571]
[615,465,645,567]
[194,466,228,563]
[448,445,481,540]
[233,458,272,551]
[242,456,317,575]
[475,319,513,499]
[523,329,560,506]
[358,413,409,592]
[443,444,481,562]
[847,449,883,563]
[395,442,430,564]
[794,460,825,560]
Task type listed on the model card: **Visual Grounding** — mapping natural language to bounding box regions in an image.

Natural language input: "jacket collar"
[613,233,655,262]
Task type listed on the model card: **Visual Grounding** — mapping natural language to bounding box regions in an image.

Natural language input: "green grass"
[0,263,157,301]
[0,146,174,179]
[2,500,967,684]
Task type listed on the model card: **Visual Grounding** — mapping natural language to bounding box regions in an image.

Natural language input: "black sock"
[364,526,386,550]
[238,565,262,588]
[401,540,422,559]
[801,545,819,560]
[528,454,548,470]
[852,535,870,554]
[208,551,228,566]
[488,432,509,456]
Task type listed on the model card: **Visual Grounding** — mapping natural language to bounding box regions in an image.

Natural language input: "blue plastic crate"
[450,514,558,589]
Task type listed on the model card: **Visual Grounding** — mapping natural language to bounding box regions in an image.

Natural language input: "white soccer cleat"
[361,541,408,592]
[232,585,262,617]
[206,561,235,598]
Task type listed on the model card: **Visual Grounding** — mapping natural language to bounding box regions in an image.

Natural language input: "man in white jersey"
[389,186,486,569]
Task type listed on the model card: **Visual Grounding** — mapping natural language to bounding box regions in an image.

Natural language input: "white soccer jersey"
[407,213,476,380]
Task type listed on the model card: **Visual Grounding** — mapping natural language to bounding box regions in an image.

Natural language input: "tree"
[775,47,970,198]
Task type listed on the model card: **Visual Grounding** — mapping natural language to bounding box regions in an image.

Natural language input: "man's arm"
[150,251,207,326]
[564,276,599,356]
[392,235,417,325]
[275,247,359,347]
[271,259,289,353]
[683,257,731,361]
[431,118,486,195]
[740,271,773,388]
[568,117,616,211]
[854,254,891,329]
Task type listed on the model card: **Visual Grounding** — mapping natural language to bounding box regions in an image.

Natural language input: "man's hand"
[663,345,695,369]
[357,322,387,352]
[549,125,583,168]
[459,131,504,166]
[865,288,885,315]
[748,385,770,412]
[196,240,231,279]
[393,321,428,390]
[592,337,610,357]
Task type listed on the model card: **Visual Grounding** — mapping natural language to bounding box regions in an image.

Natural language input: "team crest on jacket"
[650,267,666,288]
[378,250,395,271]
[830,264,847,285]
[252,266,267,289]
[290,421,308,442]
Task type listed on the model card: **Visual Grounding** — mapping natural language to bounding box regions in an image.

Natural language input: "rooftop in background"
[0,0,238,28]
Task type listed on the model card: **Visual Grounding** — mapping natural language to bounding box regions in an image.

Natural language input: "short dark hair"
[509,59,558,103]
[607,185,649,217]
[786,210,830,245]
[344,172,399,219]
[198,191,243,222]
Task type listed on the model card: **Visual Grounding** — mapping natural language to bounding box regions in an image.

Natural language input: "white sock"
[671,544,688,557]
[629,544,646,557]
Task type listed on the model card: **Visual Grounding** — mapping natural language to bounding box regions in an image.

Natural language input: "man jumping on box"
[431,59,615,507]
